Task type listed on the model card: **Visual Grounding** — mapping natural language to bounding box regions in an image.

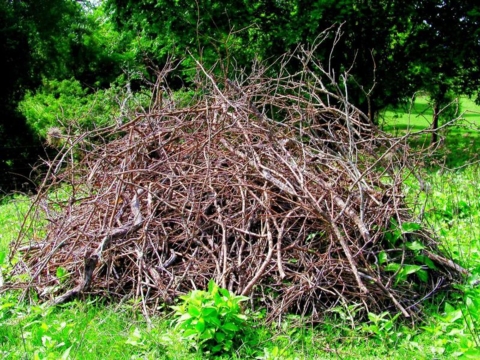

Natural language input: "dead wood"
[7,49,465,321]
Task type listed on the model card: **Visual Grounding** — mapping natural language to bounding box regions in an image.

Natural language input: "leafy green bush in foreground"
[172,279,250,355]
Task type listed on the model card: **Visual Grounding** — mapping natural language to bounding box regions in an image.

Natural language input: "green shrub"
[18,78,150,141]
[171,279,250,355]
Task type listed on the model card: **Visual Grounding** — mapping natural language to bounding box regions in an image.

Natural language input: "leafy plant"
[362,312,402,344]
[18,77,150,142]
[55,267,69,284]
[381,220,431,284]
[171,279,250,354]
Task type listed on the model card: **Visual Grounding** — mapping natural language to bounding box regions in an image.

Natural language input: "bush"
[18,78,150,141]
[171,280,250,355]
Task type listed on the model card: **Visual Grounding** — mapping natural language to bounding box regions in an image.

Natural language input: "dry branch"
[7,49,465,321]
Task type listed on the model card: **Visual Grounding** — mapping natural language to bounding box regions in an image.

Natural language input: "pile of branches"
[8,50,465,321]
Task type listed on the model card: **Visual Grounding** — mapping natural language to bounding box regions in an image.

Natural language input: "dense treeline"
[0,0,120,193]
[1,0,479,193]
[105,0,480,117]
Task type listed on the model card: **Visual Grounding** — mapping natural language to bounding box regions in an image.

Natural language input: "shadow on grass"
[382,124,426,132]
[381,96,480,170]
[407,129,480,170]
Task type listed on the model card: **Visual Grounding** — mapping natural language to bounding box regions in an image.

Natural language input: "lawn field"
[2,98,480,359]
[381,96,480,169]
[381,96,480,134]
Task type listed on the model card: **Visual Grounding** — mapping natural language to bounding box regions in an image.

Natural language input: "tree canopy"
[105,0,480,119]
[0,0,131,192]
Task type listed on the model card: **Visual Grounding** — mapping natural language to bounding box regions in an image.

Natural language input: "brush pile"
[9,53,465,321]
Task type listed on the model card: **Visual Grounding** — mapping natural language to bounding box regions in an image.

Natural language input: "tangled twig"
[8,48,465,322]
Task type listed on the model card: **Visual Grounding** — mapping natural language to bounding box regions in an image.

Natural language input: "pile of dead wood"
[8,52,465,321]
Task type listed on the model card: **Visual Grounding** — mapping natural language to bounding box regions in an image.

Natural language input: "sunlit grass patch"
[380,96,480,134]
[423,166,480,270]
[0,195,31,250]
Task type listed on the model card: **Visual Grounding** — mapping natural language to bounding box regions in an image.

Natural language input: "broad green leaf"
[195,318,205,332]
[61,346,72,360]
[385,228,402,246]
[222,322,239,332]
[219,288,231,299]
[235,314,248,321]
[171,304,185,313]
[207,315,221,327]
[188,305,201,317]
[182,329,198,338]
[414,255,438,270]
[235,295,249,303]
[214,292,225,306]
[208,279,218,294]
[201,306,217,317]
[56,266,68,279]
[401,222,421,233]
[199,328,214,340]
[385,263,401,272]
[416,269,428,282]
[215,331,226,342]
[224,339,233,351]
[378,251,388,265]
[443,308,463,323]
[367,312,378,322]
[211,344,223,353]
[444,302,456,314]
[177,313,192,323]
[406,241,425,251]
[403,264,422,275]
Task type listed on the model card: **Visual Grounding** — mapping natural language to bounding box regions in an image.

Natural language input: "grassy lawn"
[380,96,480,168]
[380,96,480,133]
[2,98,480,359]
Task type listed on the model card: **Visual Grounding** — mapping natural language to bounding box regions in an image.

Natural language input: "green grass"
[0,195,31,250]
[2,98,480,358]
[0,297,200,359]
[380,96,480,133]
[380,96,480,168]
[1,293,468,359]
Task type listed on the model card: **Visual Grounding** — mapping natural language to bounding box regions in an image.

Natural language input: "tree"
[105,0,480,127]
[0,0,130,193]
[405,1,480,143]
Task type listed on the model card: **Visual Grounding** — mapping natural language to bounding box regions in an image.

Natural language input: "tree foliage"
[0,0,133,193]
[105,0,480,121]
[1,0,87,192]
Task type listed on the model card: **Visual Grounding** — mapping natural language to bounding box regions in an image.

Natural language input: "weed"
[171,279,250,355]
